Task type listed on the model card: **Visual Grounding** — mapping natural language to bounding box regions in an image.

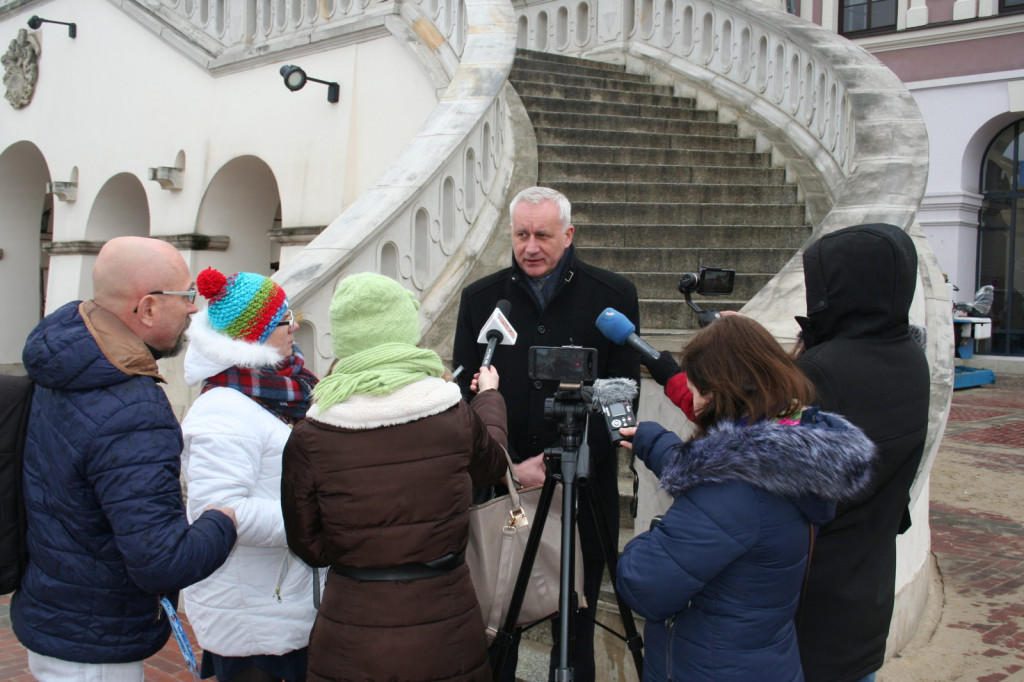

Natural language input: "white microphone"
[591,377,639,445]
[477,300,517,368]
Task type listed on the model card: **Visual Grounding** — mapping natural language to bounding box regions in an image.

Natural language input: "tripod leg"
[582,478,644,677]
[490,474,559,678]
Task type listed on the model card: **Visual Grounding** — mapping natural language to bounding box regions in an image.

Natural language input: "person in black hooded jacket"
[793,223,931,682]
[640,224,931,681]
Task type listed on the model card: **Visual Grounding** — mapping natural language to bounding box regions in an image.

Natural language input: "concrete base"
[960,355,1024,377]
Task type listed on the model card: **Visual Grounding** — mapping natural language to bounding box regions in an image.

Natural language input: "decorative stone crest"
[3,29,40,110]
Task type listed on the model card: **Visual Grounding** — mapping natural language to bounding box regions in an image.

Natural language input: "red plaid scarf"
[202,347,318,425]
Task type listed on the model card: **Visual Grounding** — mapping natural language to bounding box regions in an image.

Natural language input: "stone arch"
[0,141,50,370]
[194,155,281,279]
[84,172,151,300]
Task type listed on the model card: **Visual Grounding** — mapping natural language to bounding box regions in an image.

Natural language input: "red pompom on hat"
[196,267,289,344]
[197,267,228,302]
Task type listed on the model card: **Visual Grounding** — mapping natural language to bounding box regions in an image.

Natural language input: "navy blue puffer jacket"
[12,301,236,664]
[617,410,874,682]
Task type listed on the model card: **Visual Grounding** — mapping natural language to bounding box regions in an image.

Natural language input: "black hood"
[798,224,917,349]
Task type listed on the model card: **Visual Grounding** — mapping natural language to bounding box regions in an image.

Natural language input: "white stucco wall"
[0,0,437,310]
[909,69,1024,298]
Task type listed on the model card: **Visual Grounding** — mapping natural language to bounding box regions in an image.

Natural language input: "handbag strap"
[483,447,530,637]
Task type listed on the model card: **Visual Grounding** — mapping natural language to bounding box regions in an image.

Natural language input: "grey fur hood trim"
[660,409,875,503]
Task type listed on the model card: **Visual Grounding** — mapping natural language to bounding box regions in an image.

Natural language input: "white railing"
[272,0,519,375]
[512,0,950,658]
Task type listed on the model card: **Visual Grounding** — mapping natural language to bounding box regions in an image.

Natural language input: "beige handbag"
[466,450,586,638]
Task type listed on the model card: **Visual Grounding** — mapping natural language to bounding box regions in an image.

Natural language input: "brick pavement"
[3,378,1024,681]
[880,377,1024,682]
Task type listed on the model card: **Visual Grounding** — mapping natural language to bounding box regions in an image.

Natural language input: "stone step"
[571,201,807,226]
[539,161,788,185]
[548,181,798,205]
[578,224,810,249]
[640,298,747,329]
[539,144,772,167]
[627,272,775,299]
[518,95,705,119]
[511,68,673,95]
[512,81,686,107]
[513,55,650,84]
[516,47,633,76]
[534,127,756,153]
[575,246,796,273]
[528,111,731,136]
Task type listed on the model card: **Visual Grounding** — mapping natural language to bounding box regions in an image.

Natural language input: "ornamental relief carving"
[3,29,40,109]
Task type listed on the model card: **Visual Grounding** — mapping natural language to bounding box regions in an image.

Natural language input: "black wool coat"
[452,246,641,474]
[795,224,931,682]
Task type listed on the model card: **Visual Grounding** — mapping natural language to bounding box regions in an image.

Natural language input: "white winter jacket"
[180,311,320,657]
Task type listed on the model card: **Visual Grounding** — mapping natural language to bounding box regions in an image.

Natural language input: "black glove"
[642,349,682,387]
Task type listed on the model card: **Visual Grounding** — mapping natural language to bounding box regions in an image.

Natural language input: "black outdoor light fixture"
[27,15,77,38]
[280,65,339,104]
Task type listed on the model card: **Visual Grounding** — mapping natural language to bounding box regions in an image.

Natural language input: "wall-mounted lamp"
[280,65,339,104]
[27,16,77,38]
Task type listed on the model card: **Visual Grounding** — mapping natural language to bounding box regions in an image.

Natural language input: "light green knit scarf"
[313,341,444,410]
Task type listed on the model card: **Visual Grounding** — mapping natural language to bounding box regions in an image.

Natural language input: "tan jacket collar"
[79,301,165,382]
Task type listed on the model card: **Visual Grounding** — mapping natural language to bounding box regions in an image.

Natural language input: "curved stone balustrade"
[272,0,518,376]
[514,0,951,656]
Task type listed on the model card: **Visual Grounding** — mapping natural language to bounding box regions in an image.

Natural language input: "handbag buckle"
[508,508,529,529]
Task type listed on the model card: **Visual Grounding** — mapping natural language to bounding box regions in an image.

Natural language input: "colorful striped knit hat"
[196,267,289,344]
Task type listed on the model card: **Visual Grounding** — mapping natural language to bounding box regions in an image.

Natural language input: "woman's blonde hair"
[683,315,815,432]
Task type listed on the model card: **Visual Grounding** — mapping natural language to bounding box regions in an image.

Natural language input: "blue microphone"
[595,308,660,362]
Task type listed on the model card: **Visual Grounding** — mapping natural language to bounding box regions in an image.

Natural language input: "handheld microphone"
[591,377,639,445]
[595,308,660,362]
[477,299,517,368]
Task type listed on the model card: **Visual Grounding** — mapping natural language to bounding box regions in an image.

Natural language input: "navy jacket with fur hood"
[12,301,236,664]
[617,409,874,682]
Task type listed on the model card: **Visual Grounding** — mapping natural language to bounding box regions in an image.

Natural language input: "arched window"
[977,119,1024,354]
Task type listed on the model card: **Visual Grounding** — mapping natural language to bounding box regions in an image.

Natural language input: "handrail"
[272,0,519,375]
[512,0,950,503]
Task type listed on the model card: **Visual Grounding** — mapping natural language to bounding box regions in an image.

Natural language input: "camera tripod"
[489,386,644,681]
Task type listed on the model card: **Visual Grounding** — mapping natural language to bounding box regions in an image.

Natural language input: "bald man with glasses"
[12,236,238,682]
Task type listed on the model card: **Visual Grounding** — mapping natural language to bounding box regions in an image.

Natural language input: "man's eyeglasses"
[277,311,296,329]
[133,289,198,314]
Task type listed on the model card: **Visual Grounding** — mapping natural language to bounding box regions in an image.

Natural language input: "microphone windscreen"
[591,377,639,405]
[595,308,635,345]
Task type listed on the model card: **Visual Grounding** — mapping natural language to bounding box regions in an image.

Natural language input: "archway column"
[918,190,984,295]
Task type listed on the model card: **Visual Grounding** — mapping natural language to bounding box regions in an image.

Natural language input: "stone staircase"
[508,50,811,678]
[510,48,810,335]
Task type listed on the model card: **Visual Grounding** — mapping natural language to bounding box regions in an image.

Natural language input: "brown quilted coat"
[282,385,507,681]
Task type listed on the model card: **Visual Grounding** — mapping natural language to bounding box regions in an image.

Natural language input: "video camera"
[528,346,637,447]
[677,267,736,327]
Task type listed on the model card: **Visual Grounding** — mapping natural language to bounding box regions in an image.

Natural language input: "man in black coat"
[453,186,641,681]
[794,223,931,682]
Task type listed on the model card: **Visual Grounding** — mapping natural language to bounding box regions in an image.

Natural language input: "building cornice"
[854,13,1024,51]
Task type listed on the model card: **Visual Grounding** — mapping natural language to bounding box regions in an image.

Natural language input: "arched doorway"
[194,156,281,281]
[978,119,1024,355]
[0,141,50,371]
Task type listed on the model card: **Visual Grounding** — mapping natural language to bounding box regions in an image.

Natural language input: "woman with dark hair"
[616,315,876,682]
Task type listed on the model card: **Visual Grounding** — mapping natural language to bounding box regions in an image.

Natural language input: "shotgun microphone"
[477,300,517,368]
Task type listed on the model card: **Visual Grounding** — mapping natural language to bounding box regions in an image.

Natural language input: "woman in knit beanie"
[281,272,508,682]
[180,267,320,682]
